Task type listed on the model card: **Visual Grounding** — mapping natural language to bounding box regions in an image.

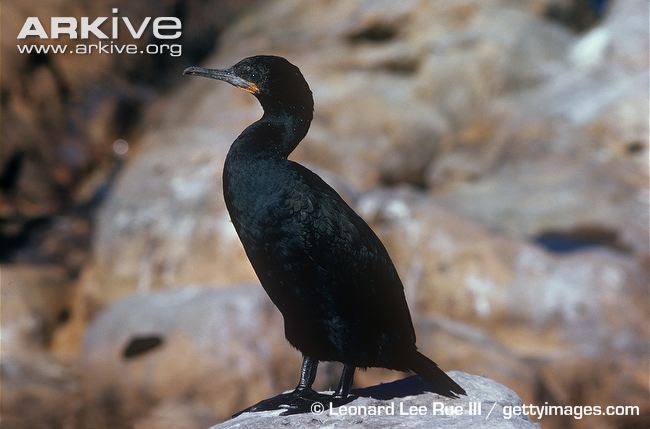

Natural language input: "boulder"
[84,127,254,310]
[1,0,257,223]
[0,351,81,429]
[426,0,649,257]
[78,285,548,427]
[80,286,302,427]
[133,400,217,429]
[0,264,75,355]
[357,187,649,426]
[212,372,540,429]
[357,188,649,338]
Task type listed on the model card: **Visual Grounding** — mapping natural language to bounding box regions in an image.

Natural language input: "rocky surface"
[2,1,648,428]
[82,0,648,307]
[80,286,301,426]
[1,265,73,355]
[1,0,257,268]
[212,372,539,429]
[0,351,82,429]
[430,0,650,256]
[76,284,550,428]
[357,188,649,412]
[71,2,647,428]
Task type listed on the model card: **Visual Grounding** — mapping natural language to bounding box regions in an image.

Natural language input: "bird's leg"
[294,355,318,393]
[279,356,343,415]
[283,362,357,415]
[319,364,357,411]
[333,364,355,399]
[233,355,329,417]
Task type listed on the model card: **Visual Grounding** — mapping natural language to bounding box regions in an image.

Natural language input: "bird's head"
[183,55,313,115]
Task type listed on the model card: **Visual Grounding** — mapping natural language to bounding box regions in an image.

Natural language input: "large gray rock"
[357,188,649,336]
[356,187,649,418]
[428,0,649,255]
[212,372,539,429]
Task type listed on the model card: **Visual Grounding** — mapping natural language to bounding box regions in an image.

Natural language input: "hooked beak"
[183,66,260,94]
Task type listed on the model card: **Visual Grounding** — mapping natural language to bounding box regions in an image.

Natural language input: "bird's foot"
[279,389,357,416]
[324,392,357,412]
[233,387,335,417]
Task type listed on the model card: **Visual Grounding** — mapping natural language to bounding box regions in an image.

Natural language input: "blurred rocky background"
[1,0,648,428]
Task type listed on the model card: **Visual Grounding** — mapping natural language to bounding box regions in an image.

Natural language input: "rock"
[134,400,217,429]
[1,0,257,227]
[357,188,649,337]
[173,0,574,190]
[426,0,649,257]
[0,352,81,429]
[212,372,539,429]
[0,2,261,383]
[73,3,649,428]
[77,284,551,428]
[21,1,642,428]
[0,265,86,427]
[80,286,302,427]
[0,265,83,428]
[539,0,609,32]
[356,187,650,424]
[83,127,255,311]
[0,264,76,355]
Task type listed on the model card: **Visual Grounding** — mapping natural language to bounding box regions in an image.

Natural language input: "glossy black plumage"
[183,56,464,412]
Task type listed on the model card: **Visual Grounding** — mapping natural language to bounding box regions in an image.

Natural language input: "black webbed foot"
[277,388,335,416]
[232,387,327,417]
[233,388,357,417]
[233,358,358,417]
[232,391,292,417]
[280,390,357,416]
[304,392,359,414]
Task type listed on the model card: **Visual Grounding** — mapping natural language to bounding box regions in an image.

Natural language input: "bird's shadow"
[281,376,449,416]
[236,376,458,418]
[351,375,458,400]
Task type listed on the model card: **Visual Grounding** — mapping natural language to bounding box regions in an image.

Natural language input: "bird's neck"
[229,104,312,160]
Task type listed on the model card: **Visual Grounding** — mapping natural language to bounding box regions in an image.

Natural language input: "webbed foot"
[277,387,339,416]
[233,358,357,417]
[233,387,333,417]
[282,390,357,416]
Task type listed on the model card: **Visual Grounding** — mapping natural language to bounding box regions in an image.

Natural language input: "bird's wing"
[266,161,416,344]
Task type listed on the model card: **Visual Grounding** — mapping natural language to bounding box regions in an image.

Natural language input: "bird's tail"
[407,351,466,397]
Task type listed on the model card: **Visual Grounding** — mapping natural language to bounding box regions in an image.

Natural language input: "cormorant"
[183,55,465,415]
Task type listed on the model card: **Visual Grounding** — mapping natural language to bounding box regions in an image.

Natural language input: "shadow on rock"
[353,375,455,400]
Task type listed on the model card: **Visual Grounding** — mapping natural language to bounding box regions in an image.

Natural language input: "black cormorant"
[183,55,465,415]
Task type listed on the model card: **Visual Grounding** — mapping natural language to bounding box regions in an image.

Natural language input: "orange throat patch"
[241,82,259,94]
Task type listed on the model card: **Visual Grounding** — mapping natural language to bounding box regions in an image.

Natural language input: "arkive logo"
[16,8,182,57]
[17,8,181,39]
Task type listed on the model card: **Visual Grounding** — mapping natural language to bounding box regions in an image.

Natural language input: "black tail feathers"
[408,351,466,398]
